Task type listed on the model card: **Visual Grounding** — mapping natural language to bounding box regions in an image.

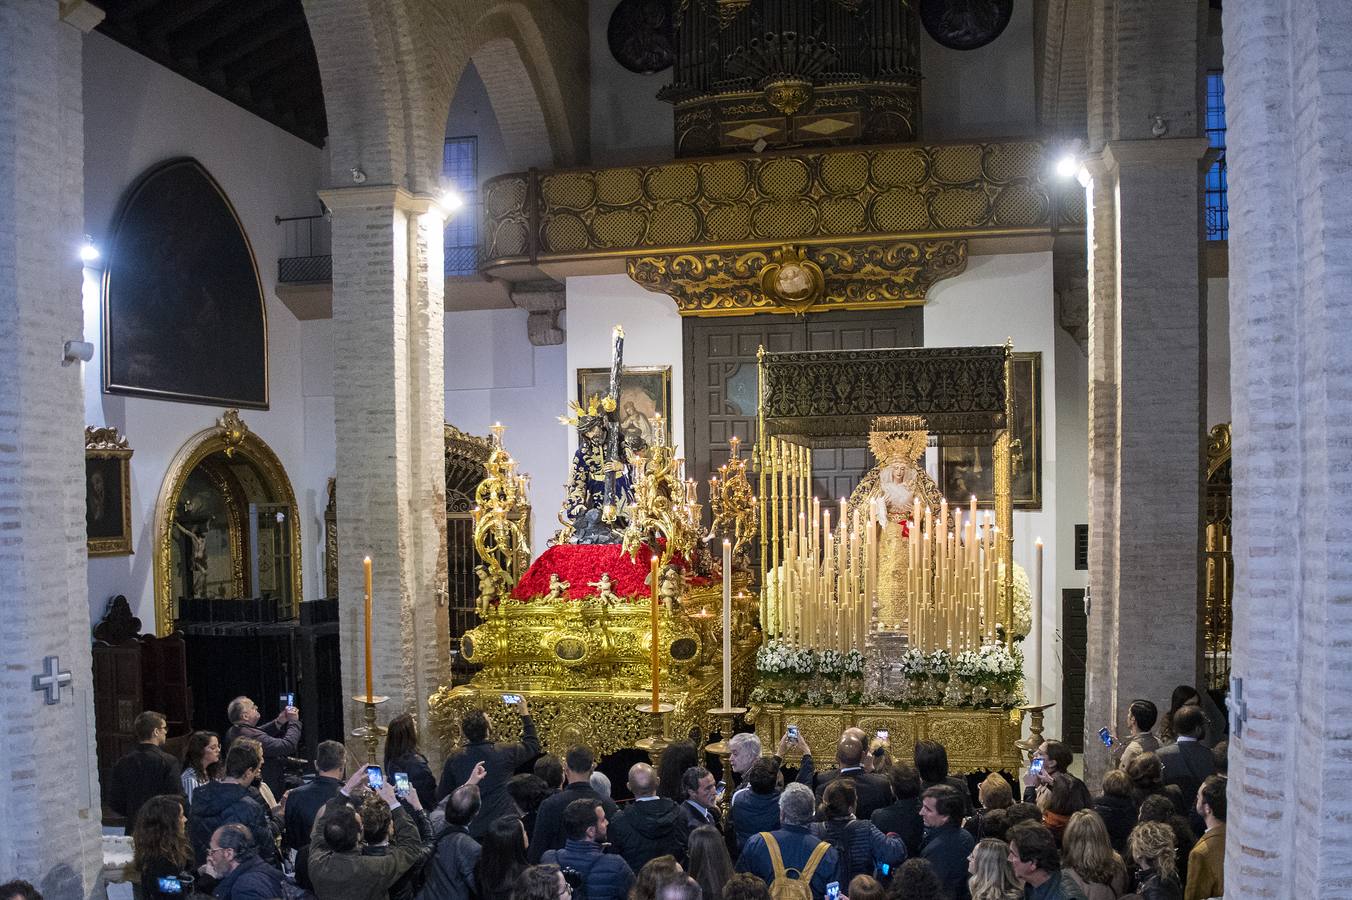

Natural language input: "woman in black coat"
[382,712,438,810]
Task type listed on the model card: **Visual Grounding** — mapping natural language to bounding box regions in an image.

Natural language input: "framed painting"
[937,351,1042,510]
[86,426,134,556]
[102,157,268,408]
[577,366,673,448]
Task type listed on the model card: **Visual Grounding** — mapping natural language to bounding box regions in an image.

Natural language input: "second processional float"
[430,328,1036,775]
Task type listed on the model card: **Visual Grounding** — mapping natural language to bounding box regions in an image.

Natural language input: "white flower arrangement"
[1011,562,1031,639]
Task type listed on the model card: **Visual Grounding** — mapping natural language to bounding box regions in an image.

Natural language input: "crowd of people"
[2,683,1229,900]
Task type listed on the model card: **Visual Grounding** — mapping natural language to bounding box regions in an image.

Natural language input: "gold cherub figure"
[589,573,619,606]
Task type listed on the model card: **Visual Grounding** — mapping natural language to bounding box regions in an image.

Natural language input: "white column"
[320,185,450,761]
[1223,1,1352,895]
[0,1,106,894]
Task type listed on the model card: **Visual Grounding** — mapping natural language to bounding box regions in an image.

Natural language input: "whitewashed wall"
[924,252,1063,735]
[443,307,568,551]
[81,33,324,627]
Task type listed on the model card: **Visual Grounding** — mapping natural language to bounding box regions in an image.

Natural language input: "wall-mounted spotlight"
[79,235,100,263]
[1052,138,1085,179]
[62,340,94,367]
[438,189,465,216]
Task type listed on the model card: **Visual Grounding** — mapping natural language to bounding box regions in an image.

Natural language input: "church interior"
[1,0,1343,897]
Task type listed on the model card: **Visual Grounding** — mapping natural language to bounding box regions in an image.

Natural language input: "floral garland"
[751,639,1024,709]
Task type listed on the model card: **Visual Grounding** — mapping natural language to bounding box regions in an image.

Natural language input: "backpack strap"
[797,840,833,885]
[761,832,788,881]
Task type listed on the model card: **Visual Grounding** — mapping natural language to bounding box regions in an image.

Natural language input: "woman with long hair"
[132,794,194,899]
[1136,795,1195,886]
[514,864,570,900]
[1125,752,1186,816]
[966,838,1022,900]
[1061,809,1127,899]
[657,742,699,802]
[1158,686,1200,745]
[1127,821,1182,900]
[179,730,220,804]
[1038,773,1088,844]
[477,815,530,898]
[687,824,735,900]
[383,712,437,809]
[629,855,686,900]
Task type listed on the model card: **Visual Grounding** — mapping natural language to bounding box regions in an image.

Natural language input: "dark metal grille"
[1203,457,1233,691]
[1205,71,1228,241]
[276,212,332,284]
[443,137,479,277]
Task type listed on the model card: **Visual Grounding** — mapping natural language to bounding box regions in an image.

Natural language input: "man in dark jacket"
[919,785,975,900]
[189,742,279,866]
[541,799,634,900]
[870,761,925,859]
[530,744,619,863]
[415,784,482,900]
[812,735,893,820]
[1007,821,1088,900]
[307,773,426,900]
[736,783,841,900]
[679,766,724,836]
[1157,706,1216,831]
[107,711,182,834]
[207,824,285,900]
[437,696,540,839]
[609,762,687,869]
[225,695,301,797]
[284,740,346,851]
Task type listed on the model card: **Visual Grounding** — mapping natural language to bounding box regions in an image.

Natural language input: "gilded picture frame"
[937,351,1042,510]
[577,366,673,448]
[86,425,134,556]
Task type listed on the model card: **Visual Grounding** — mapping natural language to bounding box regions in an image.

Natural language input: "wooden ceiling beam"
[175,0,286,56]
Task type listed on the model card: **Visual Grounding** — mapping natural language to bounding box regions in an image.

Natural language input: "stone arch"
[468,1,589,166]
[152,410,303,635]
[303,0,469,192]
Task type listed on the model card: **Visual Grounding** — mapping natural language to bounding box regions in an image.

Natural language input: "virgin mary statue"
[848,417,946,632]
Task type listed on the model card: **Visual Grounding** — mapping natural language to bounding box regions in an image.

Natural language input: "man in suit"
[438,696,540,840]
[1185,775,1226,900]
[530,744,619,862]
[920,785,975,900]
[813,734,893,820]
[1158,705,1216,830]
[107,711,182,834]
[679,766,723,835]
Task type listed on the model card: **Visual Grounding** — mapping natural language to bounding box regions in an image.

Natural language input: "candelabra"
[708,436,759,560]
[705,705,748,823]
[621,421,703,566]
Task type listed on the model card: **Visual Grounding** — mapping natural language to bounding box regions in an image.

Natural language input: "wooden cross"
[32,655,73,705]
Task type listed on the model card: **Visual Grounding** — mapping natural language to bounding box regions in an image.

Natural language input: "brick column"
[319,185,450,762]
[1222,1,1352,895]
[0,1,106,895]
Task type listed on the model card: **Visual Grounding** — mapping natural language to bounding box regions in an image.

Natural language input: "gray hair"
[226,696,253,724]
[590,770,612,800]
[779,782,815,825]
[728,732,761,757]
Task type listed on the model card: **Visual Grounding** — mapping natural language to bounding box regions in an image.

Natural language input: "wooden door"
[1061,588,1088,753]
[682,309,922,512]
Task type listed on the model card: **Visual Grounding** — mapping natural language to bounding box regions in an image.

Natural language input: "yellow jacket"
[1184,824,1225,900]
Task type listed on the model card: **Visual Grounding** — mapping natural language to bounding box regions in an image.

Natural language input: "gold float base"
[749,703,1025,775]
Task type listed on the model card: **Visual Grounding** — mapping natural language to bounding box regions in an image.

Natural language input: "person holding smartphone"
[132,795,196,899]
[437,693,540,840]
[224,695,301,798]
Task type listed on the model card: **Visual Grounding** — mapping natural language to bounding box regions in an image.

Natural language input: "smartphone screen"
[1029,758,1044,775]
[876,729,889,741]
[879,863,890,876]
[366,765,383,789]
[502,693,521,705]
[157,877,184,894]
[826,882,841,900]
[280,692,295,709]
[787,724,799,739]
[1098,727,1114,747]
[394,772,412,796]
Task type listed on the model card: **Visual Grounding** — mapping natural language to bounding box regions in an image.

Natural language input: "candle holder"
[634,702,676,763]
[705,706,748,822]
[1014,702,1056,761]
[352,694,390,764]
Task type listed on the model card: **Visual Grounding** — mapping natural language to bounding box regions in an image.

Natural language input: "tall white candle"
[722,540,733,709]
[1033,538,1044,704]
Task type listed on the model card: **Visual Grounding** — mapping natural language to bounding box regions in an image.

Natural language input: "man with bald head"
[608,762,688,869]
[812,733,893,819]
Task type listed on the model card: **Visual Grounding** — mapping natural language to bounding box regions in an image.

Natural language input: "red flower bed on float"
[508,543,709,601]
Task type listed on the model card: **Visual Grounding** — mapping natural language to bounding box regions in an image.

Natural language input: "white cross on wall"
[32,655,73,705]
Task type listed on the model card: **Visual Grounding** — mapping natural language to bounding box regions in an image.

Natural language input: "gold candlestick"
[1015,702,1056,760]
[706,706,749,822]
[351,694,389,764]
[635,702,677,763]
